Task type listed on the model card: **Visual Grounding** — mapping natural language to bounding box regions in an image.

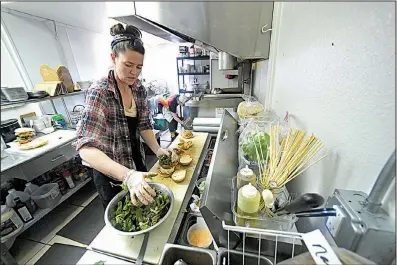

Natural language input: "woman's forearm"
[79,146,130,181]
[171,112,184,124]
[140,129,161,154]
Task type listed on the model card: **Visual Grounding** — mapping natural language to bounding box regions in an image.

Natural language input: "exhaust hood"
[110,2,274,59]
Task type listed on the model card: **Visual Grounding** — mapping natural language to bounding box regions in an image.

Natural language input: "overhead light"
[1,2,12,4]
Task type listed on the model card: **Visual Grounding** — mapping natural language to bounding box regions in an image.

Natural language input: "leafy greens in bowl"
[104,182,174,236]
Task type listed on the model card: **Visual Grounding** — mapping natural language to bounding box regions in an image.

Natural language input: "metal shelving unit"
[177,56,210,94]
[17,177,92,235]
[178,72,209,76]
[0,90,86,108]
[1,90,86,127]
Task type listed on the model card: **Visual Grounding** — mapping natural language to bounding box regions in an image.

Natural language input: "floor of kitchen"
[8,131,173,265]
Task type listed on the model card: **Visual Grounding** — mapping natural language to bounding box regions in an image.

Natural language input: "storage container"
[1,205,24,243]
[1,87,28,102]
[31,183,61,209]
[24,183,39,195]
[6,189,37,214]
[153,117,168,131]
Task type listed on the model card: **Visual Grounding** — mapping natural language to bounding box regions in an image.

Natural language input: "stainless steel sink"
[159,243,217,265]
[217,248,274,265]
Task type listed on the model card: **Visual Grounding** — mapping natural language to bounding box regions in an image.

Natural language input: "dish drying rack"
[231,177,299,232]
[222,220,305,265]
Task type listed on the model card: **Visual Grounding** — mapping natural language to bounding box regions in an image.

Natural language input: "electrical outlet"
[326,205,345,237]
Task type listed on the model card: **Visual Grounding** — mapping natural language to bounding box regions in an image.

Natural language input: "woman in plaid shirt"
[74,24,170,208]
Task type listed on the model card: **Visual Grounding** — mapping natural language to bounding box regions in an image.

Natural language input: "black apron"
[93,87,147,208]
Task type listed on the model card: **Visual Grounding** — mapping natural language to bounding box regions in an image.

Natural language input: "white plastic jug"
[6,189,37,214]
[24,183,39,195]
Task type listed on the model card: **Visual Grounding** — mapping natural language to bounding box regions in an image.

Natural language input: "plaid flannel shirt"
[73,70,152,170]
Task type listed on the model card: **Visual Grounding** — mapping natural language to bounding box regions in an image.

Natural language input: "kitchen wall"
[1,38,43,123]
[264,2,395,206]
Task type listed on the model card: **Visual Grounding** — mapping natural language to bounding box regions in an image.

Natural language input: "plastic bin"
[153,117,168,131]
[24,183,39,195]
[31,183,61,209]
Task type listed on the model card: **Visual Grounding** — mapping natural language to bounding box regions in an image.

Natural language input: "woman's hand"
[156,148,170,157]
[123,170,156,205]
[157,148,178,163]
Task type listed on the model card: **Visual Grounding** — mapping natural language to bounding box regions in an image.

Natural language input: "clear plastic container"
[31,183,61,209]
[1,87,28,102]
[6,189,36,214]
[24,183,39,195]
[231,177,298,231]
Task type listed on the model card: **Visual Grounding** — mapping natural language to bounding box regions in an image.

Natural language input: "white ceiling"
[2,2,109,33]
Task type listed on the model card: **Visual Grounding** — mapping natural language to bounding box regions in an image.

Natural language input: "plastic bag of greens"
[238,119,272,174]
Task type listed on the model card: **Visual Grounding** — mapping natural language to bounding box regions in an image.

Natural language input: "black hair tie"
[111,34,144,49]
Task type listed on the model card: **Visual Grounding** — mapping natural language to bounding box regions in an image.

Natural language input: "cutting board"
[6,130,76,156]
[89,132,209,264]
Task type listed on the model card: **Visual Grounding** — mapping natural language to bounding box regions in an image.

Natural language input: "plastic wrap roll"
[193,126,219,133]
[192,118,222,127]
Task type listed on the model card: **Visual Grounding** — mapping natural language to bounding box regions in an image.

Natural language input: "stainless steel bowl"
[104,182,174,236]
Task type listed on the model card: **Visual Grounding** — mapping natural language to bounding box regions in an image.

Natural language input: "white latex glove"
[156,148,169,157]
[156,148,178,163]
[123,170,156,206]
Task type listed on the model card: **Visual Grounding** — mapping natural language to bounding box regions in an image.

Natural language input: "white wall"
[1,12,64,88]
[1,37,42,123]
[141,42,179,94]
[266,2,395,202]
[1,40,24,88]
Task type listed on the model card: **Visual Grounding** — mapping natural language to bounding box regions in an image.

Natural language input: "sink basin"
[217,248,274,265]
[159,243,217,265]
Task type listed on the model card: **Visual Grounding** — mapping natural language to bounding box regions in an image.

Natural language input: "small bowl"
[187,223,213,248]
[195,178,206,193]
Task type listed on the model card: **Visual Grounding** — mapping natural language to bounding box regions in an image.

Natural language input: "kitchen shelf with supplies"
[0,90,86,109]
[15,176,92,236]
[176,53,210,95]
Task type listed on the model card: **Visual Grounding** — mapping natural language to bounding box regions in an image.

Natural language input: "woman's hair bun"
[110,23,125,36]
[125,25,142,39]
[110,23,142,39]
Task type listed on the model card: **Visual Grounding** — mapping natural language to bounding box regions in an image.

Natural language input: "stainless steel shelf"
[178,72,210,76]
[1,90,86,109]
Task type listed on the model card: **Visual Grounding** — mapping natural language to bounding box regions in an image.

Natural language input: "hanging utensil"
[274,193,325,215]
[295,207,336,218]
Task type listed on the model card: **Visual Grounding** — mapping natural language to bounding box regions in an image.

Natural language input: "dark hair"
[110,23,145,56]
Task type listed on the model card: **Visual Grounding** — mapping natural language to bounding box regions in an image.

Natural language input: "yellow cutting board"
[89,132,208,264]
